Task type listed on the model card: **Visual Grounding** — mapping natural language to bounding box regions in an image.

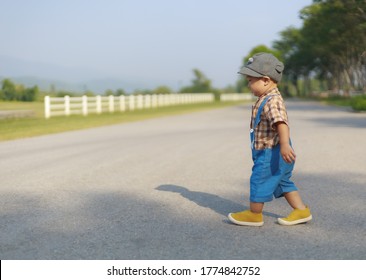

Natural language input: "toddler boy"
[228,52,312,226]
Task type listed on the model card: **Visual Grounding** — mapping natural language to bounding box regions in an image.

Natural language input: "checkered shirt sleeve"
[251,89,289,150]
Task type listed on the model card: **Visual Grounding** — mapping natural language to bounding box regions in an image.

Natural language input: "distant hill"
[0,75,85,93]
[0,55,155,93]
[0,75,148,95]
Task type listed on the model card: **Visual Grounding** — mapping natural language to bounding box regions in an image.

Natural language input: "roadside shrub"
[0,79,38,101]
[350,95,366,111]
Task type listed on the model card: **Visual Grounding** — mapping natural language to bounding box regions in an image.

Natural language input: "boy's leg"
[278,191,312,226]
[283,191,306,210]
[228,202,264,227]
[227,149,271,226]
[250,202,264,213]
[274,150,312,225]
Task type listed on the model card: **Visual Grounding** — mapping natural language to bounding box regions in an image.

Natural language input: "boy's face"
[246,75,273,97]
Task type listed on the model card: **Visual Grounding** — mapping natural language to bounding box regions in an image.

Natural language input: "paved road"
[0,100,365,260]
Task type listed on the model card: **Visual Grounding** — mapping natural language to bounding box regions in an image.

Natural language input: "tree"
[20,86,39,102]
[268,0,366,96]
[1,79,17,100]
[280,0,366,95]
[153,85,172,94]
[273,27,310,96]
[115,89,126,96]
[104,89,114,96]
[180,69,212,93]
[0,79,39,101]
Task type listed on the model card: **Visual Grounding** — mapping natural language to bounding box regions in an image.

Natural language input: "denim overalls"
[249,96,298,203]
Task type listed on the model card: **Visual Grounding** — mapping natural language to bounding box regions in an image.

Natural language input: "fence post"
[96,95,102,114]
[172,94,177,105]
[82,95,88,116]
[65,95,70,116]
[129,95,135,111]
[119,95,125,112]
[44,96,51,119]
[158,94,163,107]
[136,95,143,109]
[151,94,157,108]
[145,94,151,108]
[109,95,114,113]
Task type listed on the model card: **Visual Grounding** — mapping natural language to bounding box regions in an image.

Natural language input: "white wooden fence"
[44,93,214,118]
[220,93,253,101]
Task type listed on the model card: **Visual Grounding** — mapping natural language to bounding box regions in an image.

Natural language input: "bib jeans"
[249,96,298,203]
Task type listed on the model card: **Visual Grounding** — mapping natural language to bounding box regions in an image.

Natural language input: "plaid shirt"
[250,88,289,150]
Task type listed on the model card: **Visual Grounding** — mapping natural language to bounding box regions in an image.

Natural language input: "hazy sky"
[0,0,313,90]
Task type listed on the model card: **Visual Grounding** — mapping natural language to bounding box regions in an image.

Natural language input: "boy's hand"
[276,122,296,163]
[280,143,296,163]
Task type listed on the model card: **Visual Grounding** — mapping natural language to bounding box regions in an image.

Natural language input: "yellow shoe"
[278,206,312,226]
[228,210,264,226]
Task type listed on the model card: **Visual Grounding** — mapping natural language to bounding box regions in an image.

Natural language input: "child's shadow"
[155,184,280,221]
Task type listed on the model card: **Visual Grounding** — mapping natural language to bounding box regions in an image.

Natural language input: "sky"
[0,0,313,92]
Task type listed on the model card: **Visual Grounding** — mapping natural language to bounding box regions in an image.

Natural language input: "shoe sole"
[277,215,313,226]
[228,213,264,227]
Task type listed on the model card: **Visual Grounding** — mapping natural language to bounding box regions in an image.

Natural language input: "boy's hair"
[238,52,284,82]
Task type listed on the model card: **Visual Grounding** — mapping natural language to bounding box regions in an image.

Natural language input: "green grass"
[0,101,246,141]
[350,95,366,111]
[0,101,45,117]
[317,95,366,111]
[319,96,353,107]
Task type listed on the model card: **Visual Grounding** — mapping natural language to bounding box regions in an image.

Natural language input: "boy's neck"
[257,86,278,98]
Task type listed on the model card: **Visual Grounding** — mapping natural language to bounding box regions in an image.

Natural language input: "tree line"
[0,79,39,101]
[0,68,230,102]
[238,0,366,97]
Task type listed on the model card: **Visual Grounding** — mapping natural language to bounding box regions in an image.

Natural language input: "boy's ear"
[262,76,271,85]
[263,76,276,85]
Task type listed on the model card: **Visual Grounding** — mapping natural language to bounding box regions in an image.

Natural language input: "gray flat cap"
[238,52,284,82]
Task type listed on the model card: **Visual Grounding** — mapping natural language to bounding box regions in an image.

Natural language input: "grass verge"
[0,101,246,141]
[318,96,352,107]
[317,95,366,111]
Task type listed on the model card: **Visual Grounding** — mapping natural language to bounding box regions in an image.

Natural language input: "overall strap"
[253,95,273,130]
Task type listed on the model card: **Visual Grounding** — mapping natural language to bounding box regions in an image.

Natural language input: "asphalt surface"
[0,100,365,260]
